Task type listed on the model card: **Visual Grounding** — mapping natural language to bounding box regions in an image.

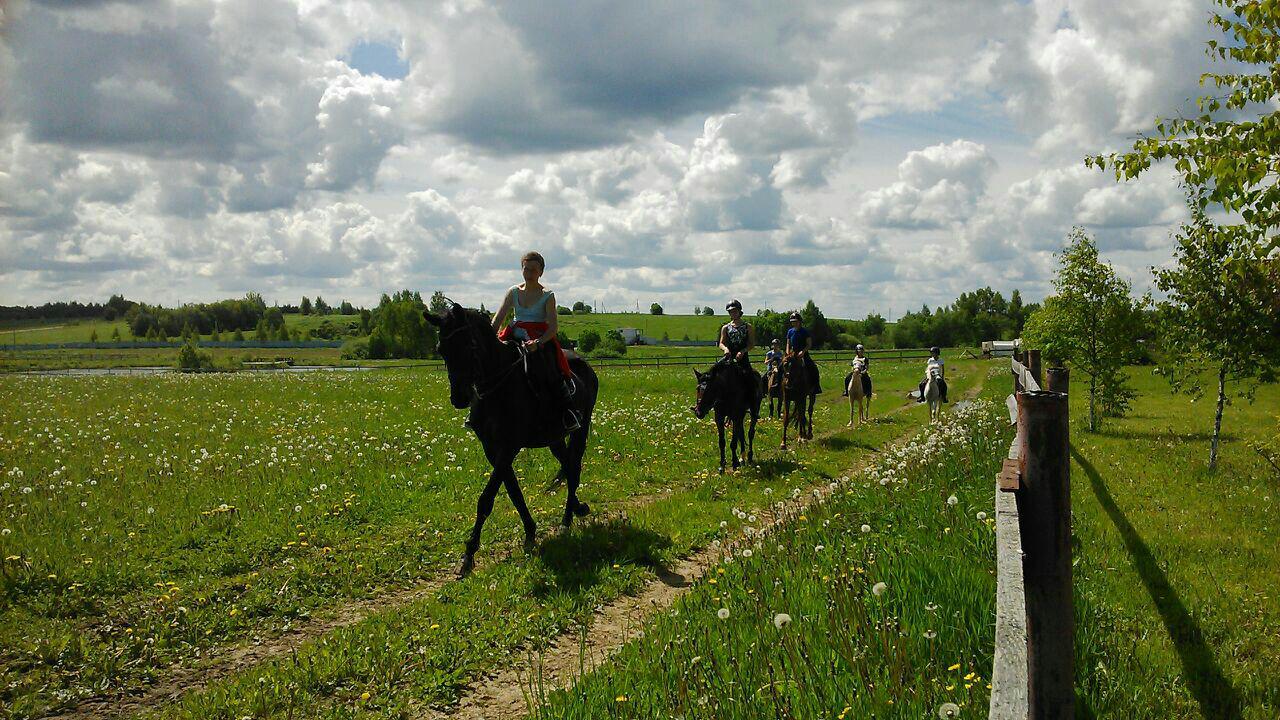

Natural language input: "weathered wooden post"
[1045,367,1069,395]
[1026,349,1042,388]
[1016,390,1072,720]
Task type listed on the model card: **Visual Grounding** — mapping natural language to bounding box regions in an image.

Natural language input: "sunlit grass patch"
[530,393,1010,719]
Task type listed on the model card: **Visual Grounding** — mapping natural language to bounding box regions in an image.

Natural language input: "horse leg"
[747,405,757,464]
[501,472,537,551]
[461,461,509,577]
[717,409,728,472]
[544,438,569,491]
[561,424,591,527]
[729,416,739,470]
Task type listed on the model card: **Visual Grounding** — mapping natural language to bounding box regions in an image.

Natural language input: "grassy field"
[558,313,726,342]
[531,382,1011,719]
[0,357,989,717]
[1069,369,1280,718]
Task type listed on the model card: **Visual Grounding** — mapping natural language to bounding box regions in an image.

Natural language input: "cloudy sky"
[0,0,1220,318]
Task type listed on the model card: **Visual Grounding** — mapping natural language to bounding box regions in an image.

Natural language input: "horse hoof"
[457,554,476,579]
[523,532,537,553]
[573,501,590,517]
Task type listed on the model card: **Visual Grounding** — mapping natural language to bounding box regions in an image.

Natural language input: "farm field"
[1069,369,1280,718]
[0,356,989,717]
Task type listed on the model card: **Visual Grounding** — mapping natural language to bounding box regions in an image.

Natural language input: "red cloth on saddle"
[498,321,573,378]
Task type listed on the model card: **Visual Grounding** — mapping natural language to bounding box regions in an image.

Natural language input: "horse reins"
[441,319,525,403]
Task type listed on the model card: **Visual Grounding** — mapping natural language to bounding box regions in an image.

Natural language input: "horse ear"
[693,369,703,380]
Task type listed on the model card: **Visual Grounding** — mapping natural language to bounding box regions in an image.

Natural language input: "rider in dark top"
[785,312,821,393]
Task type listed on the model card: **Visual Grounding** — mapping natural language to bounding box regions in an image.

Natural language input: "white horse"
[847,358,869,427]
[923,366,943,422]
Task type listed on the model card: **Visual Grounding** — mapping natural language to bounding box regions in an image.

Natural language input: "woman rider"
[718,299,756,368]
[490,251,581,431]
[785,312,821,392]
[917,346,948,403]
[842,343,873,403]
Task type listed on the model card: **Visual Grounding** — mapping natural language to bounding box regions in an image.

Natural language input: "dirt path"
[49,371,981,720]
[424,379,986,720]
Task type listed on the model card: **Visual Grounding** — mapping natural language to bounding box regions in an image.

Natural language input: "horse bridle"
[439,317,525,403]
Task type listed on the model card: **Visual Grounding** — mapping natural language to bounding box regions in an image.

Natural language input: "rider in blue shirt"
[785,312,821,393]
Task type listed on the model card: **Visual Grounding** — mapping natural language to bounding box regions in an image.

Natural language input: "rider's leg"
[940,378,949,403]
[842,372,852,396]
[918,380,926,402]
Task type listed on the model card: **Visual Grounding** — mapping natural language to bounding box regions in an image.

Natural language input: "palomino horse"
[847,358,869,427]
[780,352,817,449]
[923,366,943,422]
[426,304,599,577]
[694,360,761,471]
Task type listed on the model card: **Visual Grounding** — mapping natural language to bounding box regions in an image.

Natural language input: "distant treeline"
[888,288,1037,349]
[0,294,136,322]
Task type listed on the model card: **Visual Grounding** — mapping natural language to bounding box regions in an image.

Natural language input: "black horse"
[426,304,599,577]
[779,352,817,448]
[693,360,761,471]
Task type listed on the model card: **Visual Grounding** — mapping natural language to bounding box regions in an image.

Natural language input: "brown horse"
[779,352,816,449]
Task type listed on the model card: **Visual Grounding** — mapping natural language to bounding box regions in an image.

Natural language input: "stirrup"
[561,378,576,399]
[563,409,582,431]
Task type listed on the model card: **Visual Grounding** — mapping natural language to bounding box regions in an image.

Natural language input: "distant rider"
[842,344,873,403]
[917,346,948,403]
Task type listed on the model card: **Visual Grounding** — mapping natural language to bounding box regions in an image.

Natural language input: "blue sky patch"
[346,40,408,80]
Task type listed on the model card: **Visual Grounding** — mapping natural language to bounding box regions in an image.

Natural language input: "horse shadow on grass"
[748,456,803,481]
[532,518,674,596]
[817,434,879,453]
[1073,446,1244,720]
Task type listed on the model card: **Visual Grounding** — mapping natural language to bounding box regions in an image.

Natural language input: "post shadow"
[1072,446,1243,720]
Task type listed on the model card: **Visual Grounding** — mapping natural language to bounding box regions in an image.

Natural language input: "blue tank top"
[510,286,551,323]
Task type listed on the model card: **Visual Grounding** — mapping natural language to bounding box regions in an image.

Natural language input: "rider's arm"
[746,324,756,354]
[803,333,813,353]
[541,292,559,348]
[491,288,514,334]
[718,325,731,356]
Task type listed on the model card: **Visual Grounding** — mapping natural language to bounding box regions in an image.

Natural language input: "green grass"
[1069,369,1280,719]
[0,357,988,717]
[558,313,726,342]
[530,378,1011,719]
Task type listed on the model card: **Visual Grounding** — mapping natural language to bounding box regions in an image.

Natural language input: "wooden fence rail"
[991,352,1073,720]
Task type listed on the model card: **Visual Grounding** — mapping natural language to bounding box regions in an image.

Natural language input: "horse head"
[426,303,490,409]
[692,367,720,419]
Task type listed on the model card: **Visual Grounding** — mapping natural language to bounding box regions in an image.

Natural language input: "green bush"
[176,340,214,371]
[592,329,627,358]
[340,337,371,360]
[577,329,602,354]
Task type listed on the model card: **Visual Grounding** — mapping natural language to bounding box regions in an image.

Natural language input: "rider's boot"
[841,372,851,396]
[559,377,581,431]
[917,381,926,402]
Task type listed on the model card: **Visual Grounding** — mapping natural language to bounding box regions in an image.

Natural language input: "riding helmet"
[789,311,801,322]
[931,346,941,354]
[726,299,742,311]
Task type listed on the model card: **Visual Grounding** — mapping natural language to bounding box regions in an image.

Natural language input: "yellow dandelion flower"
[947,663,961,671]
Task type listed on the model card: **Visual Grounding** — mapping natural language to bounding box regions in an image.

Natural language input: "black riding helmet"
[726,299,742,312]
[789,311,802,322]
[931,346,941,355]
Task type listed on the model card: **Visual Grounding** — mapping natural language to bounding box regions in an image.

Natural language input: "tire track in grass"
[424,377,988,720]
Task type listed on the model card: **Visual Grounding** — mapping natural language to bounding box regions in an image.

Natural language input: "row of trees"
[889,289,1035,349]
[0,294,137,322]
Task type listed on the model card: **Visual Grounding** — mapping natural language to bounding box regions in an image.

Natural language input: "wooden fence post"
[1015,390,1073,720]
[1045,367,1069,395]
[1026,349,1042,388]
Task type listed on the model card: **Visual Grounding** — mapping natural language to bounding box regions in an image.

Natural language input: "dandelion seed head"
[872,581,888,597]
[717,608,730,620]
[773,613,792,629]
